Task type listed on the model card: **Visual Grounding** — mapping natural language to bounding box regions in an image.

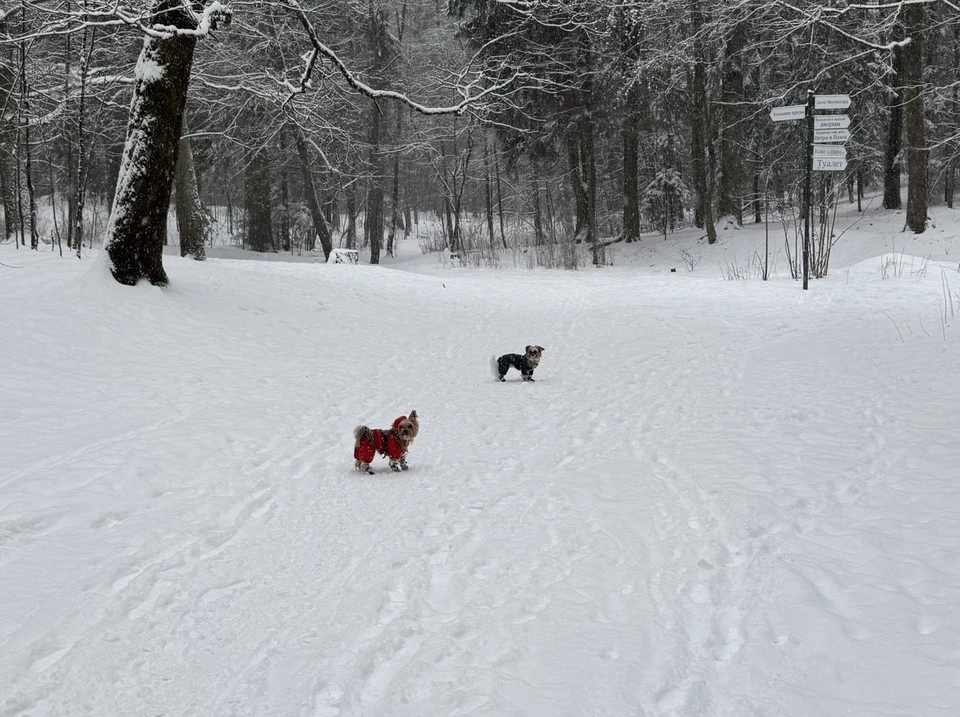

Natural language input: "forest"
[0,0,950,283]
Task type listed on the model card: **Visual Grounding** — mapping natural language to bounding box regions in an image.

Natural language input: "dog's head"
[393,410,419,445]
[525,345,545,366]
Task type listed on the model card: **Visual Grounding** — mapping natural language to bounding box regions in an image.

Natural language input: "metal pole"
[803,90,814,290]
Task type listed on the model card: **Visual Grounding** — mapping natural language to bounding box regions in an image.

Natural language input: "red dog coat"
[354,417,408,463]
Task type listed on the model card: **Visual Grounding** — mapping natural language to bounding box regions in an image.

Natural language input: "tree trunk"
[386,105,402,258]
[244,145,273,252]
[295,129,333,260]
[174,128,206,260]
[279,130,290,252]
[73,22,91,260]
[367,98,385,263]
[753,173,762,223]
[689,0,717,243]
[622,98,640,243]
[883,28,904,211]
[903,3,926,234]
[0,10,17,243]
[494,143,507,249]
[103,0,200,286]
[717,22,746,225]
[946,162,955,209]
[346,184,357,249]
[484,136,496,251]
[533,175,545,246]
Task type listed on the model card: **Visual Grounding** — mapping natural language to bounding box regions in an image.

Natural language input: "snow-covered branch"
[280,0,520,116]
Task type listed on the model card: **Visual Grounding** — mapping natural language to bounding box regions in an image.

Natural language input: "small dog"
[354,411,419,474]
[491,345,545,382]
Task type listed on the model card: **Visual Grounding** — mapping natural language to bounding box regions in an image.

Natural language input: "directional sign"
[815,94,851,110]
[814,114,850,130]
[812,144,846,159]
[814,128,851,143]
[813,157,848,172]
[770,105,806,122]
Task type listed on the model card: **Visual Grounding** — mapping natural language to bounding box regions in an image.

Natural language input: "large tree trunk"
[717,22,746,225]
[103,1,200,286]
[903,4,926,234]
[386,104,403,258]
[244,145,274,252]
[367,101,385,264]
[365,5,388,264]
[883,28,904,211]
[689,0,717,244]
[622,95,640,243]
[174,129,206,260]
[0,16,18,244]
[295,129,333,260]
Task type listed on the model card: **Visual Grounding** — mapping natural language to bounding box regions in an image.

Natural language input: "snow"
[2,207,960,716]
[135,56,165,84]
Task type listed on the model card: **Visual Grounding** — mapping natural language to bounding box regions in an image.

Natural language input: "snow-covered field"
[2,207,960,716]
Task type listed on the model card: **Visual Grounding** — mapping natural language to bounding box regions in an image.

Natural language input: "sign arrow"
[813,157,848,172]
[815,94,851,110]
[814,114,850,130]
[814,128,851,143]
[812,144,846,159]
[770,105,806,122]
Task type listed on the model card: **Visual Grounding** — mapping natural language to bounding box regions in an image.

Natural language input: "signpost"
[814,115,850,130]
[813,128,851,143]
[769,92,853,291]
[812,144,846,159]
[814,94,851,110]
[770,105,807,122]
[813,158,848,171]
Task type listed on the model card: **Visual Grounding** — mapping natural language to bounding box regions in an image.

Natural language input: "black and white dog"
[491,345,545,382]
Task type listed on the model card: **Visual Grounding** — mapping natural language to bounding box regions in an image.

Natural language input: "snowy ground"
[2,208,960,716]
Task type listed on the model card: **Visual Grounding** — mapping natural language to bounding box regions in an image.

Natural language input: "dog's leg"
[497,356,510,382]
[355,460,375,475]
[389,458,403,472]
[399,455,409,471]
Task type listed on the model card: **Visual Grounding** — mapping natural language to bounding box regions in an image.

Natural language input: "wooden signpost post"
[770,91,852,290]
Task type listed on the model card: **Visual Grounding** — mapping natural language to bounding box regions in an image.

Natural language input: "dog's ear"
[409,410,418,423]
[537,345,545,352]
[525,345,533,353]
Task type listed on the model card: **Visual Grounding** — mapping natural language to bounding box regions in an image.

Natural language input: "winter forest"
[0,0,951,275]
[3,2,960,717]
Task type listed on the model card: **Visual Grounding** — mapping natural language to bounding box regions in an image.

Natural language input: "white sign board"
[813,157,848,172]
[770,105,806,122]
[812,144,846,159]
[815,94,851,110]
[814,115,850,130]
[814,129,851,143]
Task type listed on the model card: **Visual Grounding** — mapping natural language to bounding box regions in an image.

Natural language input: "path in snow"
[2,250,959,716]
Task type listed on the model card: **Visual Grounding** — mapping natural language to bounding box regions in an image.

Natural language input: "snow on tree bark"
[103,1,200,285]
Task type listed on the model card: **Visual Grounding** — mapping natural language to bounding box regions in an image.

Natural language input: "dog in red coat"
[354,411,419,474]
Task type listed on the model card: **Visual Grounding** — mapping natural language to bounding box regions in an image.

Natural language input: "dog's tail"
[490,355,500,381]
[354,425,373,445]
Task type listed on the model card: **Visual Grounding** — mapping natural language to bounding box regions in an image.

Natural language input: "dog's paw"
[365,468,375,475]
[401,464,409,471]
